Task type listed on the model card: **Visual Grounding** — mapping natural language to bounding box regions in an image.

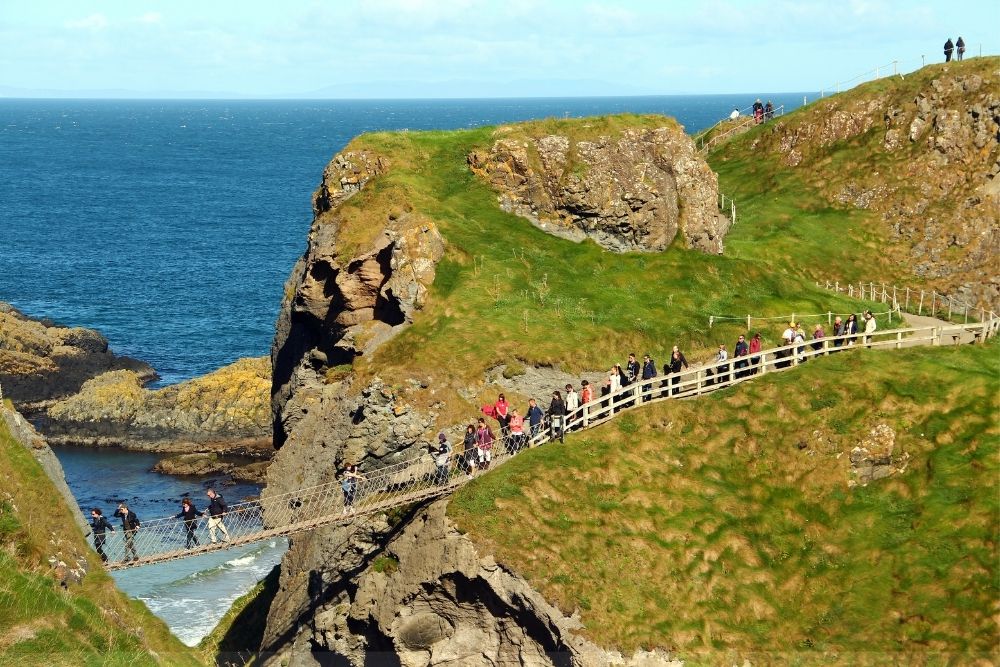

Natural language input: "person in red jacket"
[580,380,594,426]
[749,332,763,374]
[494,394,511,436]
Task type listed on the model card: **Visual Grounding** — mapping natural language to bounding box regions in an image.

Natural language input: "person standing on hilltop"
[729,108,739,120]
[944,38,954,62]
[752,99,764,124]
[956,37,965,61]
[89,508,115,562]
[764,100,774,121]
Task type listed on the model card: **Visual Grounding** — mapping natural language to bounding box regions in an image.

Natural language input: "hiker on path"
[793,324,807,362]
[431,433,452,485]
[863,310,877,347]
[667,350,684,395]
[113,502,140,562]
[461,424,477,476]
[625,353,640,407]
[580,380,594,426]
[89,508,115,562]
[526,398,544,441]
[844,313,859,346]
[749,332,763,374]
[833,316,844,348]
[753,99,764,124]
[494,394,511,436]
[812,324,826,353]
[944,38,954,62]
[476,418,495,470]
[956,36,965,61]
[641,354,657,402]
[548,390,567,442]
[729,108,739,120]
[564,385,579,429]
[509,408,526,452]
[609,366,623,413]
[734,334,750,378]
[175,498,201,549]
[340,462,365,514]
[205,489,230,544]
[711,344,730,384]
[764,100,774,121]
[672,345,689,370]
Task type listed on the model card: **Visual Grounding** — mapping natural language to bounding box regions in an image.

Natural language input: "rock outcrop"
[42,357,271,456]
[740,60,1000,310]
[260,501,680,666]
[0,302,155,409]
[469,125,730,254]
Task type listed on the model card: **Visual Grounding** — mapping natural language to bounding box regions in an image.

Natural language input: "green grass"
[328,115,881,423]
[0,410,202,666]
[448,342,1000,664]
[198,565,279,664]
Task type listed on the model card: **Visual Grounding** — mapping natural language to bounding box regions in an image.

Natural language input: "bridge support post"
[896,332,903,349]
[932,327,940,346]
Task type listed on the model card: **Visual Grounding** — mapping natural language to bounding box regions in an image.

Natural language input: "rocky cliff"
[0,302,155,409]
[716,58,1000,310]
[42,356,272,457]
[468,123,730,254]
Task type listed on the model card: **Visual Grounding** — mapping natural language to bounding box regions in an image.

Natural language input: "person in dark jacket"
[764,100,774,121]
[667,351,684,395]
[944,38,954,62]
[205,489,230,544]
[175,498,201,549]
[113,502,139,562]
[89,508,115,562]
[461,424,477,476]
[624,353,640,406]
[641,354,656,402]
[734,334,750,378]
[548,390,566,442]
[671,345,689,369]
[526,398,544,441]
[955,36,965,61]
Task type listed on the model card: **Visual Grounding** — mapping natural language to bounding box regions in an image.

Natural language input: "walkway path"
[99,310,997,570]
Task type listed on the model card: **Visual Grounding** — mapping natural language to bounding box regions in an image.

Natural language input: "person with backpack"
[175,498,201,549]
[205,489,230,543]
[956,36,965,61]
[114,502,140,562]
[944,38,954,62]
[89,508,115,562]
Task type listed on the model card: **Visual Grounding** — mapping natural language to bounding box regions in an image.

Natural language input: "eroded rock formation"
[0,302,155,409]
[468,126,730,254]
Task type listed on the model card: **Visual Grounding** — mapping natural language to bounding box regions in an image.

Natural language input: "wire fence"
[696,105,784,152]
[96,302,999,570]
[817,280,993,323]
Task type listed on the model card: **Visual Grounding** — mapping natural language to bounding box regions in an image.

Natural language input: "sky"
[1,0,996,98]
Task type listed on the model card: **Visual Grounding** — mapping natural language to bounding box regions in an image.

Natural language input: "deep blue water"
[0,94,807,385]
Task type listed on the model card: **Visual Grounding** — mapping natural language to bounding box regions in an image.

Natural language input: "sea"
[0,93,808,645]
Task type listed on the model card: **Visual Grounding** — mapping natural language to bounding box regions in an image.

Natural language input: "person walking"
[641,354,656,402]
[956,36,965,61]
[476,417,495,470]
[526,398,544,443]
[340,462,365,514]
[609,366,623,413]
[713,344,730,384]
[764,100,774,121]
[671,345,689,370]
[844,313,859,346]
[793,324,807,363]
[753,98,764,124]
[749,332,762,374]
[204,489,230,544]
[564,384,579,430]
[509,408,526,452]
[175,498,201,549]
[624,353,640,407]
[734,334,750,378]
[89,508,115,562]
[548,390,567,442]
[461,424,477,476]
[431,433,451,485]
[113,502,140,562]
[580,380,594,426]
[832,316,844,348]
[667,350,683,395]
[944,38,954,62]
[863,310,877,347]
[494,394,511,437]
[812,323,826,354]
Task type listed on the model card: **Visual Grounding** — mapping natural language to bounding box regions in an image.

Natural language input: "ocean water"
[1,94,808,644]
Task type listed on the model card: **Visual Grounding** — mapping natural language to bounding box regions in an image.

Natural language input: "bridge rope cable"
[98,307,999,570]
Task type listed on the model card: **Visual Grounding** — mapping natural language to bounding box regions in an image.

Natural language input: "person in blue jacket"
[526,398,544,442]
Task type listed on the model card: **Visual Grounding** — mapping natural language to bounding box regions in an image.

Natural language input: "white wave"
[224,554,256,568]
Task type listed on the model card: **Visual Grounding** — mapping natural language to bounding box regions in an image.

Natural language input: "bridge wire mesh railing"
[99,310,999,570]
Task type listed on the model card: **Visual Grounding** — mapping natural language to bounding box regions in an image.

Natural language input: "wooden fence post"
[892,286,897,305]
[747,315,751,331]
[896,331,903,349]
[964,306,969,324]
[948,298,952,320]
[905,287,910,310]
[931,292,936,317]
[870,282,874,300]
[918,291,924,315]
[849,285,854,298]
[932,327,939,346]
[827,311,832,325]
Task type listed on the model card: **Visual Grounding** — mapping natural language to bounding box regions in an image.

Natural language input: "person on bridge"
[624,353,640,407]
[431,433,452,485]
[580,380,593,426]
[548,390,567,442]
[733,334,750,378]
[461,424,477,476]
[205,489,230,544]
[494,394,511,437]
[509,408,526,451]
[113,502,140,562]
[641,354,656,402]
[666,350,684,395]
[833,316,844,348]
[944,38,954,62]
[564,384,579,428]
[526,398,544,441]
[749,332,762,373]
[175,498,200,549]
[844,313,859,346]
[956,37,965,61]
[812,324,826,353]
[476,418,495,470]
[340,462,365,514]
[89,508,115,562]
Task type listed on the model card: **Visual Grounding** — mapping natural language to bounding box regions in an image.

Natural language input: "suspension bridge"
[98,293,998,571]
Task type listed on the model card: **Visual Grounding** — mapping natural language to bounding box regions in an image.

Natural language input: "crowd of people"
[338,310,884,512]
[87,488,232,563]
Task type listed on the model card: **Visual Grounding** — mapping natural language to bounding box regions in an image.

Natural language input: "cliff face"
[0,302,156,409]
[725,59,1000,310]
[468,125,730,254]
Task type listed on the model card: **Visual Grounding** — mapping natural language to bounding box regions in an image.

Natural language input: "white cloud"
[65,13,109,31]
[135,12,163,25]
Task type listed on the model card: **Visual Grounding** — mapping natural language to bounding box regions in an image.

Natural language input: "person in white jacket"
[863,310,877,347]
[564,384,579,430]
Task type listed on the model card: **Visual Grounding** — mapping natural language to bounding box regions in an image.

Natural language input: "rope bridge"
[99,309,999,570]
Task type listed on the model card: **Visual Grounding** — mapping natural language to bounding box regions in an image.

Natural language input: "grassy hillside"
[0,402,202,666]
[449,343,999,664]
[330,115,882,420]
